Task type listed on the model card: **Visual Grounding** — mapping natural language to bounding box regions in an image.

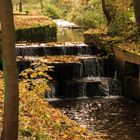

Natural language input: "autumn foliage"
[0,72,104,140]
[14,15,55,29]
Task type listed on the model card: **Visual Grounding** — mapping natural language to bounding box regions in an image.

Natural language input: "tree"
[40,0,44,9]
[101,0,116,25]
[19,0,22,12]
[133,0,140,26]
[0,0,19,139]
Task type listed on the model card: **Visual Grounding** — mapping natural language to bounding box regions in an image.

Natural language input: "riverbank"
[0,72,105,139]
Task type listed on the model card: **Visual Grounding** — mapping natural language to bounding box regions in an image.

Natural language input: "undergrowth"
[0,69,104,139]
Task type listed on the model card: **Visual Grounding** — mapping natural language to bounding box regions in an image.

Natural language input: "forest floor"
[0,71,106,140]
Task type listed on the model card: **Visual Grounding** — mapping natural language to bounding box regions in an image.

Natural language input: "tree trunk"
[133,0,140,26]
[0,0,19,139]
[40,0,44,9]
[0,32,2,63]
[19,0,22,12]
[102,0,112,25]
[102,0,114,25]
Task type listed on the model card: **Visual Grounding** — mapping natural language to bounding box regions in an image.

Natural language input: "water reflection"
[53,19,84,43]
[57,28,84,43]
[50,96,140,140]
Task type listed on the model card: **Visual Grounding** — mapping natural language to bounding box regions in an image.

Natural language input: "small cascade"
[80,56,104,77]
[17,54,120,98]
[81,56,98,77]
[16,46,39,56]
[96,57,104,76]
[63,76,121,98]
[17,19,121,98]
[48,62,83,81]
[99,79,110,96]
[16,44,92,56]
[48,55,119,97]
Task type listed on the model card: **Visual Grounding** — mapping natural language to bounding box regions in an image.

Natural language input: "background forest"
[12,0,135,35]
[0,0,140,139]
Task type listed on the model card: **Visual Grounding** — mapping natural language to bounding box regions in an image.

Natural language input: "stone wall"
[114,47,140,100]
[15,25,57,43]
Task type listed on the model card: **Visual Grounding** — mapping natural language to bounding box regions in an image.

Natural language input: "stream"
[16,19,140,140]
[50,19,140,140]
[53,19,84,42]
[51,97,140,140]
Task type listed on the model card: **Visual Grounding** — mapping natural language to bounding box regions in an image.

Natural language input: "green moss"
[16,28,30,42]
[0,16,57,43]
[15,25,57,43]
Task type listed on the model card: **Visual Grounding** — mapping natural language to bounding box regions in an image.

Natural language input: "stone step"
[17,55,115,80]
[16,43,92,56]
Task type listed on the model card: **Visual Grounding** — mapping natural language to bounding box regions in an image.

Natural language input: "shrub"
[66,0,105,29]
[42,3,64,19]
[108,10,135,36]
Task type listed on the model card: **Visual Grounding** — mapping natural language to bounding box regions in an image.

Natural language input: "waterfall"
[99,78,110,96]
[16,25,121,98]
[17,54,120,98]
[80,56,104,77]
[16,44,92,56]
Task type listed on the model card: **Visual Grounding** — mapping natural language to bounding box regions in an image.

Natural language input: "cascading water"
[16,36,120,98]
[17,19,140,140]
[17,53,120,98]
[43,20,140,140]
[16,43,92,56]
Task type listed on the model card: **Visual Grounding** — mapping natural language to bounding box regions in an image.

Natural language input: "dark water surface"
[50,96,140,140]
[51,19,140,140]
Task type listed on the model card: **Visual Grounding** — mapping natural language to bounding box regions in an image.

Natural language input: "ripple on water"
[50,97,140,140]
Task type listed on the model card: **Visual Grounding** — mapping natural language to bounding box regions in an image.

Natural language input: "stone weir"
[16,43,92,56]
[17,43,121,98]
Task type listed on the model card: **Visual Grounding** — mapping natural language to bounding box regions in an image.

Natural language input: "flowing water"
[50,97,140,140]
[53,19,84,42]
[49,20,140,140]
[57,28,84,42]
[17,19,140,140]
